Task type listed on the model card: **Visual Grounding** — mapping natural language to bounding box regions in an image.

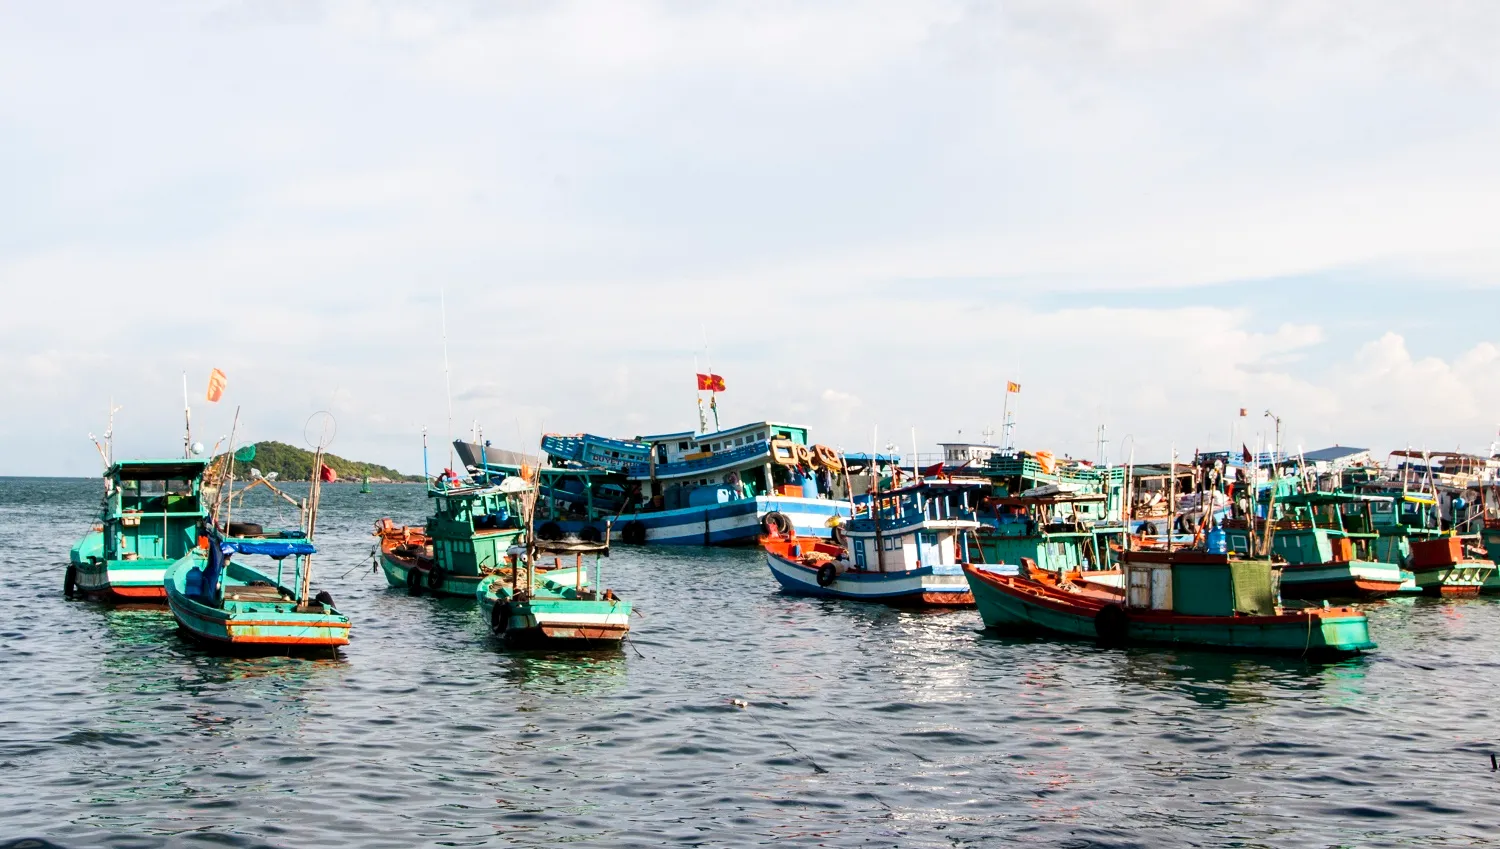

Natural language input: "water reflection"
[493,648,629,693]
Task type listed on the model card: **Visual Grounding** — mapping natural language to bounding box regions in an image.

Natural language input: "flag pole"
[701,324,720,432]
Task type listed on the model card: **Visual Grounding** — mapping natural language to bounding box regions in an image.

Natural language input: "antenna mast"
[182,373,192,459]
[441,289,455,476]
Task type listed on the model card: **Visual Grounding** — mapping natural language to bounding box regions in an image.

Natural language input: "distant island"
[218,441,423,483]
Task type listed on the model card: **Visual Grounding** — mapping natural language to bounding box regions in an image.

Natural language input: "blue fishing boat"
[762,481,982,607]
[539,421,852,546]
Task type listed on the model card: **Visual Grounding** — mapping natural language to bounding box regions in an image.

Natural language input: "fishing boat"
[164,530,349,654]
[374,480,527,598]
[162,437,348,654]
[1403,537,1495,597]
[1269,492,1408,600]
[976,491,1122,589]
[476,548,631,648]
[761,481,982,607]
[538,421,852,546]
[475,473,630,647]
[68,458,211,602]
[963,548,1376,658]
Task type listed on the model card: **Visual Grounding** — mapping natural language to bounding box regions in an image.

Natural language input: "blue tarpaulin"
[220,539,317,557]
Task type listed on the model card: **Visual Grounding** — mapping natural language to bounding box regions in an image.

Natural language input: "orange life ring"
[793,443,813,466]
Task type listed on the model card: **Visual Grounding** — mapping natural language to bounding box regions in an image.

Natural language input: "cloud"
[3,2,1500,473]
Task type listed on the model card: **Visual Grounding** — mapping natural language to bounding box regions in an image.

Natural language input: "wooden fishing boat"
[1405,537,1495,597]
[477,544,631,648]
[164,434,349,655]
[534,421,853,546]
[164,531,349,654]
[68,458,210,603]
[963,548,1376,659]
[375,477,526,599]
[1269,492,1408,600]
[977,491,1122,590]
[762,481,981,607]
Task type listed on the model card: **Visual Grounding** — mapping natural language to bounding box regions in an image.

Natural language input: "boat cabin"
[1271,492,1384,565]
[843,482,983,572]
[977,492,1113,573]
[1121,549,1277,617]
[427,486,524,574]
[103,458,210,563]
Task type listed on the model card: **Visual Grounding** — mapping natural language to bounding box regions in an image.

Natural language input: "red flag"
[922,461,944,477]
[206,368,227,403]
[319,463,338,483]
[696,373,711,391]
[1241,444,1254,464]
[709,373,726,392]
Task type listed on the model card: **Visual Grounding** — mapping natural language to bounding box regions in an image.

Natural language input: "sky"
[4,0,1500,476]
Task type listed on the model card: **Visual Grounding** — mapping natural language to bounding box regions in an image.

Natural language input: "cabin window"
[678,442,690,450]
[1373,502,1392,513]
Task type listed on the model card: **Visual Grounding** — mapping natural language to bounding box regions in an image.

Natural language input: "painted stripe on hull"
[620,497,851,547]
[74,561,171,603]
[1279,562,1406,600]
[765,552,973,607]
[379,553,490,598]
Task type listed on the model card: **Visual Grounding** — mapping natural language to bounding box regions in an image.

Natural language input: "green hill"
[219,441,421,483]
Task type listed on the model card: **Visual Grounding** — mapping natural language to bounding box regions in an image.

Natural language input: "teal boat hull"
[165,550,350,656]
[477,572,630,647]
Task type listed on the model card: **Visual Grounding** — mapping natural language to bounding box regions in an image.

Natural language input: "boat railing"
[625,440,770,477]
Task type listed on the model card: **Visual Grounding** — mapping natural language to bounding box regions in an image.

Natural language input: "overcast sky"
[5,1,1500,476]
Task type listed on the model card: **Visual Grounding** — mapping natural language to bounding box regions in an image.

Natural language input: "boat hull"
[619,495,850,547]
[1276,561,1407,601]
[765,550,973,607]
[73,557,170,602]
[164,553,350,656]
[379,549,492,599]
[1409,563,1494,597]
[963,565,1375,658]
[477,574,630,648]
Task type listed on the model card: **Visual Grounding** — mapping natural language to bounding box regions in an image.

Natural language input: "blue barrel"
[1206,525,1228,554]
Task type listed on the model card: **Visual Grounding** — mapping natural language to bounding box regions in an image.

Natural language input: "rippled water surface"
[3,476,1499,848]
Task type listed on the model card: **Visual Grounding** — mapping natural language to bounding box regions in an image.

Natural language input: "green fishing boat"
[477,543,631,648]
[68,458,211,603]
[963,547,1376,659]
[1269,492,1408,600]
[163,438,349,655]
[975,491,1122,589]
[375,481,527,598]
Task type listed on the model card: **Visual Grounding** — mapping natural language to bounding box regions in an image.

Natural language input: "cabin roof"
[1302,445,1369,463]
[871,480,987,498]
[636,421,806,443]
[988,493,1108,506]
[1280,491,1386,505]
[109,458,210,480]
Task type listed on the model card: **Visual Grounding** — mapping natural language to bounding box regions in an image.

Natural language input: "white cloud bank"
[2,1,1499,474]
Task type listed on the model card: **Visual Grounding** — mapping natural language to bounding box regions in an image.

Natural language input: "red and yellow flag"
[1006,381,1021,394]
[206,368,227,403]
[696,373,726,392]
